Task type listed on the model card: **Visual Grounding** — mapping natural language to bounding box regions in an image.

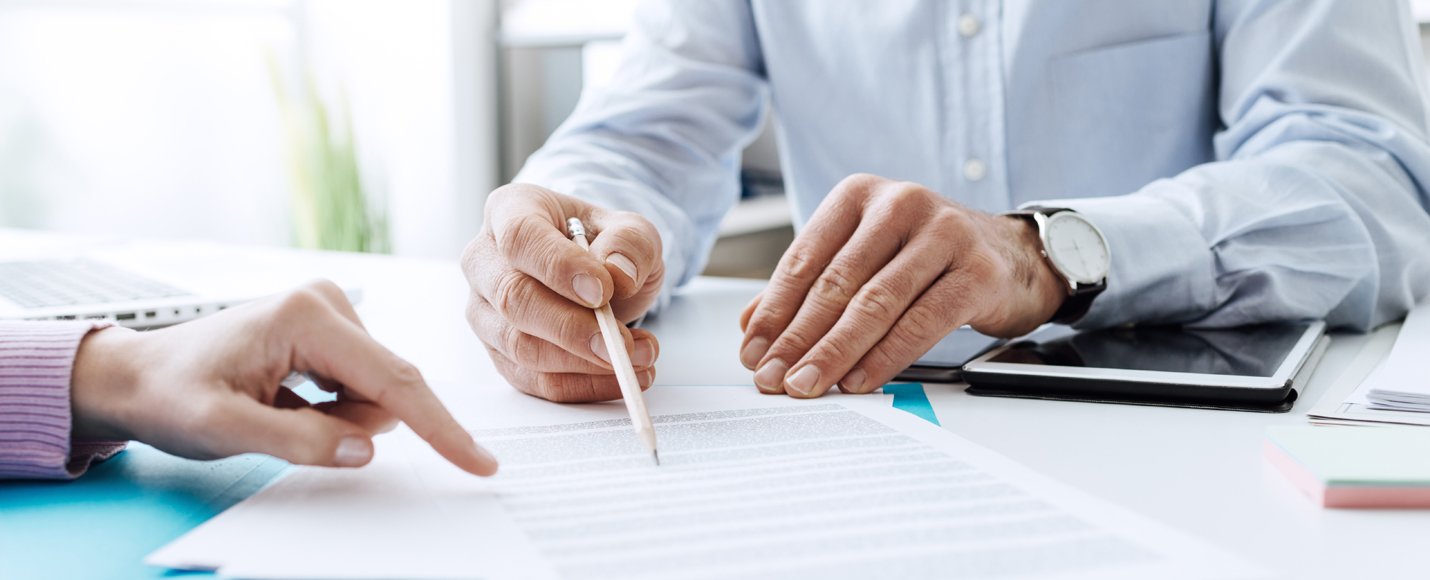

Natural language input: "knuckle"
[190,398,227,431]
[743,316,775,342]
[862,347,903,378]
[492,270,534,318]
[460,234,487,273]
[902,305,947,340]
[510,333,545,369]
[465,294,484,328]
[390,359,425,389]
[485,182,540,214]
[302,279,344,303]
[882,182,930,208]
[933,206,972,232]
[275,286,326,318]
[554,314,591,347]
[850,283,903,321]
[486,183,517,207]
[495,215,542,256]
[498,320,524,357]
[811,266,858,304]
[371,360,422,409]
[811,337,856,368]
[781,247,823,281]
[627,215,663,250]
[535,374,579,403]
[509,376,545,401]
[775,327,817,352]
[835,172,881,196]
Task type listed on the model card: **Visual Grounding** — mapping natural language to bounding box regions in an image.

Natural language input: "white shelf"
[499,0,636,47]
[718,195,792,238]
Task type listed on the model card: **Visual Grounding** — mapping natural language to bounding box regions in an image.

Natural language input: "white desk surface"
[6,231,1424,579]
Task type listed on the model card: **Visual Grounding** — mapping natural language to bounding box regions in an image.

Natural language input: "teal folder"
[0,445,287,579]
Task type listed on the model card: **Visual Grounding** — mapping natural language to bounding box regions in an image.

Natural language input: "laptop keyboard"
[0,260,191,309]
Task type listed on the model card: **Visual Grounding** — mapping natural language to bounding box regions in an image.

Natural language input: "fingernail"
[469,438,500,476]
[740,337,769,369]
[785,365,821,397]
[590,333,611,363]
[633,339,656,367]
[607,253,638,284]
[840,368,867,393]
[334,437,373,467]
[473,441,498,466]
[573,273,603,307]
[754,359,788,393]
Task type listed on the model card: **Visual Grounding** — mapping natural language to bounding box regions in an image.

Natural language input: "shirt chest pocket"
[1051,31,1218,197]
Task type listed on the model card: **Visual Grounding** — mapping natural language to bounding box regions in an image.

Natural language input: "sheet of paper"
[150,388,1260,580]
[1309,305,1430,426]
[1359,301,1430,410]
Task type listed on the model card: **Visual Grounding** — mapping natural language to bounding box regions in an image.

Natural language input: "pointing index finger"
[293,307,499,476]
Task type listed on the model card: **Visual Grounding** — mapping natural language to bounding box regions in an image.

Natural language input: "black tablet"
[960,321,1329,413]
[894,327,1004,383]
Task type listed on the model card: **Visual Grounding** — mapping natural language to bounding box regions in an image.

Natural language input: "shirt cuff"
[0,321,127,480]
[1033,191,1216,329]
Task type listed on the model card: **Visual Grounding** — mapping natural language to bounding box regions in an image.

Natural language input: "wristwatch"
[1005,206,1110,325]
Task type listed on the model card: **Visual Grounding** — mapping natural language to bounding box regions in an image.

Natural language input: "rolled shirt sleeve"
[1038,0,1430,331]
[0,321,125,480]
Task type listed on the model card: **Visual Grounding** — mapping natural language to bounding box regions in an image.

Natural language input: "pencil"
[565,217,661,466]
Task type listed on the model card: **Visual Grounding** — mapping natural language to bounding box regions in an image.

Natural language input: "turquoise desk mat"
[0,383,938,579]
[0,445,286,579]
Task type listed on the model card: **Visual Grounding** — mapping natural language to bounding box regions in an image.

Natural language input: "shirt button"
[957,13,981,38]
[963,158,988,182]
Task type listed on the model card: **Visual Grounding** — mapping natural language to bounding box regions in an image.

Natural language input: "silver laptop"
[0,247,360,329]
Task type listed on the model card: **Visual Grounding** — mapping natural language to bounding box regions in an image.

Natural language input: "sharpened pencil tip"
[652,450,661,466]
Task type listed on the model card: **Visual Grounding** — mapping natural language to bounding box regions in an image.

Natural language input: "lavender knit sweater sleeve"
[0,321,126,479]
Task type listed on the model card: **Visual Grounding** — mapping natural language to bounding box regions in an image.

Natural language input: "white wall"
[0,2,295,246]
[0,0,500,259]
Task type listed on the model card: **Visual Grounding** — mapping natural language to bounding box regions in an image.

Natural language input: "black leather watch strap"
[1051,286,1098,325]
[1005,206,1106,326]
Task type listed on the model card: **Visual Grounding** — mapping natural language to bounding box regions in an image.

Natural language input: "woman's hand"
[70,280,498,476]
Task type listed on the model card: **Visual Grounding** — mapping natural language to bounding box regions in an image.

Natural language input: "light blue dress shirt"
[516,0,1430,331]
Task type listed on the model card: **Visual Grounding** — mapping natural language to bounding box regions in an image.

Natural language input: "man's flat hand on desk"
[739,173,1067,398]
[462,184,665,403]
[69,281,499,476]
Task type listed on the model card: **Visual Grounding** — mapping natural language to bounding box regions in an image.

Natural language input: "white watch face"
[1043,212,1110,285]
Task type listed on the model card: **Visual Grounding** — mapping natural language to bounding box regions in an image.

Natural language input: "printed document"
[149,388,1260,579]
[1310,301,1430,426]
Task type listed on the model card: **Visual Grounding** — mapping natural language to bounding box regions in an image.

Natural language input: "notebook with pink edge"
[1265,425,1430,508]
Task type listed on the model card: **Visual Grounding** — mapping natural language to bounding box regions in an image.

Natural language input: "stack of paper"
[1308,301,1430,427]
[148,388,1260,579]
[1265,426,1430,508]
[1362,301,1430,412]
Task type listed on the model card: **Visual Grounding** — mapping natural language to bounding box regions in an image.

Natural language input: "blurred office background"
[4,0,1430,277]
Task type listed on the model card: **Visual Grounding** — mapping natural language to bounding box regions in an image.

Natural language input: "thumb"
[204,395,376,468]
